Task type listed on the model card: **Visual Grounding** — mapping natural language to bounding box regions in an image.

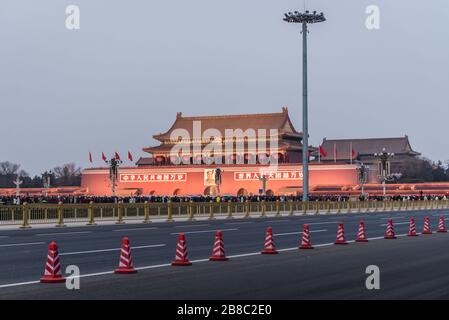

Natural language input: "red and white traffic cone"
[334,223,348,245]
[40,242,65,283]
[114,237,137,274]
[384,219,396,239]
[422,216,432,234]
[209,230,228,261]
[408,218,418,237]
[437,216,447,233]
[261,227,278,254]
[299,224,314,249]
[172,233,192,266]
[356,220,368,242]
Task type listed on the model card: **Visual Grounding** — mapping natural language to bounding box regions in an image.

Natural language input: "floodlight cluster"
[283,10,326,24]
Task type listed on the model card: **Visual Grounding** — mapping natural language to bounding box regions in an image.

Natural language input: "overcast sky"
[1,0,448,175]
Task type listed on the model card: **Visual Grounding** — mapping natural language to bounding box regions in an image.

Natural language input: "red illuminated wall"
[81,163,363,196]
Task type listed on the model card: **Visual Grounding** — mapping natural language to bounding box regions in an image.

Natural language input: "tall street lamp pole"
[374,148,394,197]
[283,10,326,201]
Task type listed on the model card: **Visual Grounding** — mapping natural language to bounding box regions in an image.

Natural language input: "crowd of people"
[0,194,447,206]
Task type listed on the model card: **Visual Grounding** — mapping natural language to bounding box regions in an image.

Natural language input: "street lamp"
[259,174,269,196]
[358,163,368,199]
[374,148,394,197]
[41,170,53,197]
[214,167,223,196]
[105,158,122,196]
[283,10,326,202]
[13,174,23,198]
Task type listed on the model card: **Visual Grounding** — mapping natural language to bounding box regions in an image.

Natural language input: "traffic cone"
[437,216,447,233]
[209,230,228,261]
[408,218,418,237]
[422,216,432,234]
[299,224,314,249]
[40,242,65,283]
[172,233,192,266]
[384,219,396,239]
[334,223,348,245]
[356,220,368,242]
[114,237,137,274]
[261,227,278,254]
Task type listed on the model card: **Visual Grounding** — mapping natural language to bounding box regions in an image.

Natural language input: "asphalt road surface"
[0,209,448,299]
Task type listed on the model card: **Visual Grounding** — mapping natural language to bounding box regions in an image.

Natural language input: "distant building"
[315,136,421,175]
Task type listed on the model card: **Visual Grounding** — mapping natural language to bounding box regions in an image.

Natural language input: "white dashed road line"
[170,228,238,235]
[60,244,166,256]
[112,227,158,232]
[174,224,210,228]
[0,242,45,248]
[274,230,327,236]
[36,231,93,237]
[380,222,410,226]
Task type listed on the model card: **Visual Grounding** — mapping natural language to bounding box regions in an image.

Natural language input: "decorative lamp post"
[13,175,23,198]
[374,148,394,197]
[214,167,223,196]
[105,157,122,196]
[41,171,53,197]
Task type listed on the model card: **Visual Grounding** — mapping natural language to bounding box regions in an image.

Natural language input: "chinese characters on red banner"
[119,171,302,183]
[120,173,187,183]
[234,171,303,181]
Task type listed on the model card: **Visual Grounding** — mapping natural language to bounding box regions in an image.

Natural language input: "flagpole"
[350,142,352,165]
[334,143,336,163]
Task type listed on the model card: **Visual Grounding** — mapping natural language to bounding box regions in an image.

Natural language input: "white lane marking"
[60,244,166,256]
[380,222,410,226]
[170,228,238,235]
[264,220,290,223]
[36,231,93,237]
[0,280,40,288]
[0,242,45,248]
[112,227,158,232]
[380,216,406,220]
[175,224,210,228]
[300,218,325,222]
[224,222,253,225]
[0,231,436,289]
[274,230,327,236]
[306,222,339,226]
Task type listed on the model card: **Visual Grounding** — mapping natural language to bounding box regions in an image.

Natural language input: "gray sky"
[1,0,448,175]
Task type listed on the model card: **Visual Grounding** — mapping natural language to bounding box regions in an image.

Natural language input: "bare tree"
[0,161,20,175]
[53,163,82,186]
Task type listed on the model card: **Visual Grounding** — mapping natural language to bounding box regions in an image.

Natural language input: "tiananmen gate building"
[81,108,372,196]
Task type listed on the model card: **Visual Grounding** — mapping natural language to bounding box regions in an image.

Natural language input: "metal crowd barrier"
[0,199,447,228]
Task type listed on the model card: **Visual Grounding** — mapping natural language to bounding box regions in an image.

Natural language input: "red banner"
[120,173,187,183]
[234,171,303,181]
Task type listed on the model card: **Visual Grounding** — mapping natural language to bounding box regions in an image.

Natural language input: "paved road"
[0,209,448,299]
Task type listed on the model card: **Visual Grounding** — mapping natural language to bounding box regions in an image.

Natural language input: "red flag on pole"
[352,148,357,158]
[128,151,133,162]
[333,143,337,163]
[101,152,107,162]
[115,152,121,161]
[88,152,93,163]
[319,146,328,157]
